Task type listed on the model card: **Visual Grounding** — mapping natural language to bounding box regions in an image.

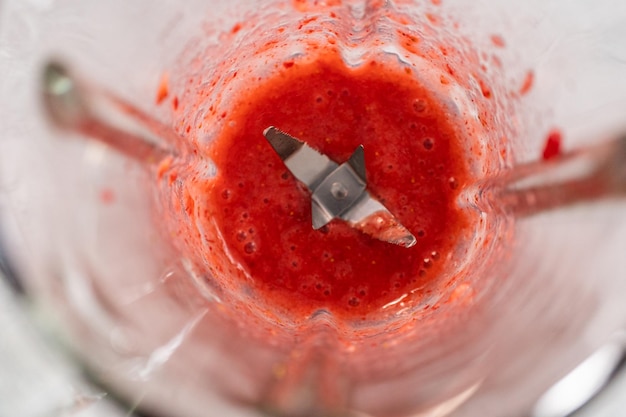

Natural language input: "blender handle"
[41,60,182,165]
[474,134,626,218]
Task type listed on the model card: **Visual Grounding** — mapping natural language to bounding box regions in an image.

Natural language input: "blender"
[1,1,626,416]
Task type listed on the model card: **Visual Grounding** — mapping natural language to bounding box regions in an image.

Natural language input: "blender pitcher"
[1,1,626,417]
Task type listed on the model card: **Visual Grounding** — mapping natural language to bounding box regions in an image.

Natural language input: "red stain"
[100,188,116,205]
[231,23,242,34]
[301,16,319,27]
[445,63,455,77]
[292,0,308,11]
[184,192,195,217]
[519,70,534,96]
[492,55,502,68]
[397,30,420,54]
[157,157,173,181]
[292,0,341,12]
[172,96,179,111]
[542,129,562,160]
[426,13,440,25]
[490,34,506,48]
[155,73,169,105]
[478,77,492,99]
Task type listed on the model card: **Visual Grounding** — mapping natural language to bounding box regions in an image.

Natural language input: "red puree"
[178,49,472,320]
[542,129,562,160]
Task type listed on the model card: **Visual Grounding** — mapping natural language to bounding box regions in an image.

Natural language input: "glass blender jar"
[1,1,626,417]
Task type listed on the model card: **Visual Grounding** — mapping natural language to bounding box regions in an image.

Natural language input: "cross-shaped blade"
[263,126,416,248]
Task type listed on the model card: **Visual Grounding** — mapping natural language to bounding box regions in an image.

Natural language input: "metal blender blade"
[263,126,417,248]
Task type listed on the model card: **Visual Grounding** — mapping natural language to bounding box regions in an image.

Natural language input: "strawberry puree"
[160,1,519,326]
[542,129,562,160]
[170,50,472,319]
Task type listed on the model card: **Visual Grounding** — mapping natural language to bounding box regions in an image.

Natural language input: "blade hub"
[263,126,416,248]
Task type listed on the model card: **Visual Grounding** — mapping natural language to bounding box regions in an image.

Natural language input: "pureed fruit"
[196,50,471,319]
[160,1,513,330]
